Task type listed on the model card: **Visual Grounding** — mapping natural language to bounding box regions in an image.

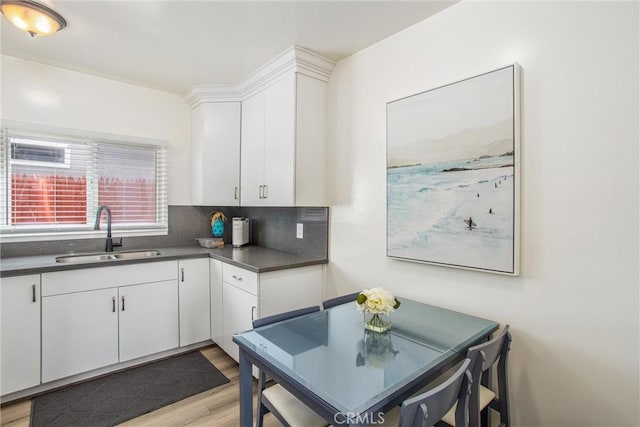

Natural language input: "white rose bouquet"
[356,287,401,315]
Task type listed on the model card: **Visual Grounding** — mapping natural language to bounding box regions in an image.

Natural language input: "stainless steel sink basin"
[56,254,118,263]
[55,250,163,264]
[113,250,163,260]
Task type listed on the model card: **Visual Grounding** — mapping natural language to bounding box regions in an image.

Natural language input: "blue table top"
[233,297,498,415]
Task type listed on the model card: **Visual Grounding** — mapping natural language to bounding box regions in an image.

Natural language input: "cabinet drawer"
[42,261,177,297]
[222,263,258,295]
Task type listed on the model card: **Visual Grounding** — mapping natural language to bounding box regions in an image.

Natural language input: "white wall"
[326,1,639,426]
[0,55,191,205]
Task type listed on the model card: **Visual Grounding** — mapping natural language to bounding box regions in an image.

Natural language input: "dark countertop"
[0,245,328,277]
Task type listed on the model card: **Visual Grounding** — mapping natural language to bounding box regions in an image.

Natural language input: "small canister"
[232,217,250,247]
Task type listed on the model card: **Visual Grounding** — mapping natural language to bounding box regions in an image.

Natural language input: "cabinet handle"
[258,185,264,199]
[112,296,116,313]
[232,274,243,281]
[234,186,238,200]
[32,284,36,302]
[181,267,185,282]
[251,306,257,322]
[121,296,125,311]
[264,185,268,199]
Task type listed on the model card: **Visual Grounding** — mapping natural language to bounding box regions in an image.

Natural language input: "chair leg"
[479,369,490,427]
[257,371,267,427]
[257,403,267,427]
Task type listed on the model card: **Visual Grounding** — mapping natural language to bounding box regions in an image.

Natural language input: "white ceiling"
[0,1,457,96]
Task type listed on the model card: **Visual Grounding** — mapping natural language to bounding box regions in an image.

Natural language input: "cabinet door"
[264,72,296,206]
[191,102,241,206]
[118,280,179,362]
[1,275,41,395]
[178,259,211,346]
[259,265,324,318]
[294,74,328,206]
[222,282,257,362]
[210,259,223,345]
[240,91,266,206]
[42,288,119,383]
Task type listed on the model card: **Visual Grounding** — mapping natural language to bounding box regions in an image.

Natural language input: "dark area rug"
[30,351,229,427]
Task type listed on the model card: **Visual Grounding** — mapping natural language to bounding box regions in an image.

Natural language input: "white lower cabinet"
[42,288,119,383]
[119,280,179,362]
[178,258,211,346]
[222,281,257,362]
[210,259,223,346]
[3,255,325,395]
[217,263,323,363]
[1,275,41,395]
[41,261,179,383]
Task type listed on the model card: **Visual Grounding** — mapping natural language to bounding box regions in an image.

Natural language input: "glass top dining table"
[233,297,498,426]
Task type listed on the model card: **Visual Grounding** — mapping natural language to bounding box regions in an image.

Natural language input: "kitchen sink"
[55,254,117,263]
[112,250,163,260]
[55,250,163,264]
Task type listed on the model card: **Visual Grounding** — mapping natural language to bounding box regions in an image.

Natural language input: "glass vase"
[364,312,391,333]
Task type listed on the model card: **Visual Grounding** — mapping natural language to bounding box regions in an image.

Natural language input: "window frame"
[0,122,169,243]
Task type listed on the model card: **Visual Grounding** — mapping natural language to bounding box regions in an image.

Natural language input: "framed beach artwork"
[386,64,520,275]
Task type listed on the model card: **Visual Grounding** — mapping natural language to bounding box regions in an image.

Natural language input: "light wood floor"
[0,345,280,427]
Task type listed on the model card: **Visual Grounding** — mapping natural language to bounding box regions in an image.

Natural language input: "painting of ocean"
[387,65,519,274]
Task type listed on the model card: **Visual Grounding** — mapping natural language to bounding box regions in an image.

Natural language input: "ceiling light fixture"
[1,0,66,37]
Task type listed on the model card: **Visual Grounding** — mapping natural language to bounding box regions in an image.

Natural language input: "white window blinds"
[0,127,168,237]
[96,142,168,228]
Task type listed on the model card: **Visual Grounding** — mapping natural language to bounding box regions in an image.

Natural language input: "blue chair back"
[466,325,511,427]
[253,306,320,328]
[398,357,473,427]
[322,292,359,309]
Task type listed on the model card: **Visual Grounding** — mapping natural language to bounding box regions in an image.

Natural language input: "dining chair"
[253,306,329,427]
[441,325,512,427]
[383,357,473,427]
[322,291,359,309]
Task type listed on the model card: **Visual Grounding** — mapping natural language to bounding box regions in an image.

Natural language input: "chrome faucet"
[94,205,122,252]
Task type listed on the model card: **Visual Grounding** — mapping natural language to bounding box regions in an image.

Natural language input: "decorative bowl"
[197,237,224,249]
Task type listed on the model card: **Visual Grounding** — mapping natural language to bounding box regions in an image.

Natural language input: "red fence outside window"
[11,174,156,225]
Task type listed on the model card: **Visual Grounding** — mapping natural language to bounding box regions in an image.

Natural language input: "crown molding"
[184,85,241,107]
[185,45,335,109]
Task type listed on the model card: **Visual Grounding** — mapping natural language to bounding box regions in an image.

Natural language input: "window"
[0,127,168,240]
[10,139,71,168]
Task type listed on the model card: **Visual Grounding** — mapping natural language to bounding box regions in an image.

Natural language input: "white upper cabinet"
[262,73,296,206]
[241,72,327,206]
[186,46,334,207]
[293,75,328,206]
[241,73,296,206]
[191,102,241,206]
[240,91,267,206]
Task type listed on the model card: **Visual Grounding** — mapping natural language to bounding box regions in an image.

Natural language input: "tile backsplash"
[0,205,329,259]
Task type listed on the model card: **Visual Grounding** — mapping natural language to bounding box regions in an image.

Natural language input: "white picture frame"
[386,64,520,275]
